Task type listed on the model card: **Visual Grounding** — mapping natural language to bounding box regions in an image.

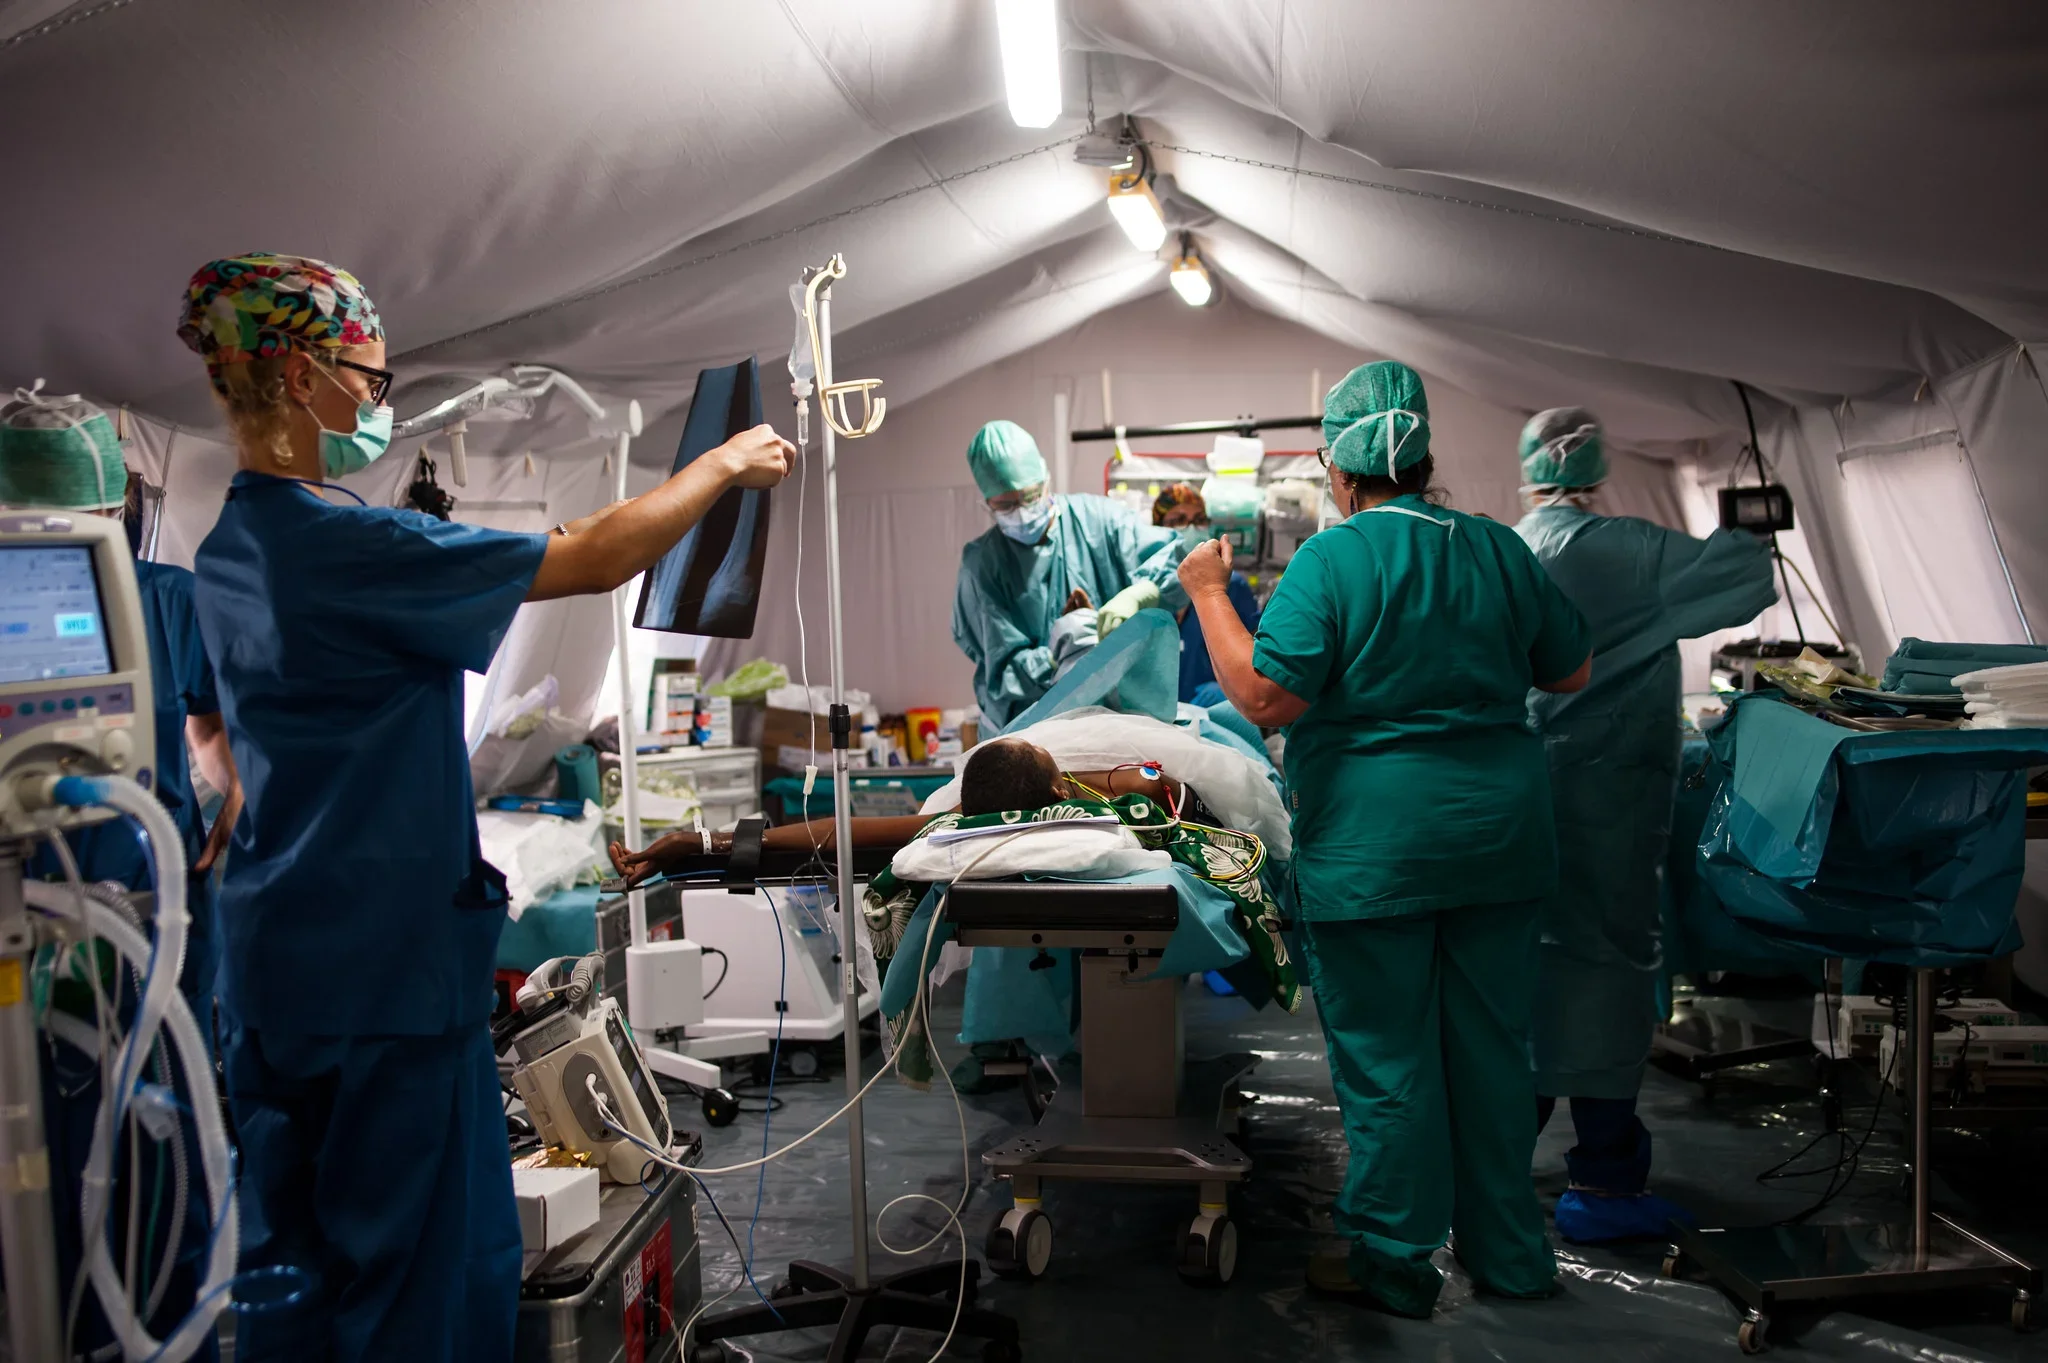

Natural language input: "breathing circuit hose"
[28,773,237,1363]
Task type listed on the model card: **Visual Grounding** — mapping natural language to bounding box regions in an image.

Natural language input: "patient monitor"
[507,954,675,1184]
[0,510,155,837]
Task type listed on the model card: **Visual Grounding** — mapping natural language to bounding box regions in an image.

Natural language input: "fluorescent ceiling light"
[1107,172,1166,253]
[1170,249,1213,307]
[995,0,1061,129]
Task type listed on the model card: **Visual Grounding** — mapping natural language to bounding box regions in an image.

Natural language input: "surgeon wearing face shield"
[1181,361,1593,1318]
[178,253,794,1362]
[0,388,244,1362]
[952,419,1190,729]
[1513,407,1777,1244]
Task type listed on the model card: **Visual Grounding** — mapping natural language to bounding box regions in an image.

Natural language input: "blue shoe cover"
[1554,1190,1697,1244]
[1202,970,1238,997]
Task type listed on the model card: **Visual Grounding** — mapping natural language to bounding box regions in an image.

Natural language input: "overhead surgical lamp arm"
[390,367,638,487]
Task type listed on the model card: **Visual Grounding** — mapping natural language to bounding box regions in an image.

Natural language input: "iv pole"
[688,255,1018,1363]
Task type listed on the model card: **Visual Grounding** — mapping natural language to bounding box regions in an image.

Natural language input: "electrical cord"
[700,945,730,1001]
[1734,379,1809,649]
[615,832,1028,1360]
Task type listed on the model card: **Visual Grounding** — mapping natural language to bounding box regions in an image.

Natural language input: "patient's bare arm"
[608,815,933,887]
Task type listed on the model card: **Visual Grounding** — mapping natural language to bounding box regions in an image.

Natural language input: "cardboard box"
[694,694,734,748]
[761,705,831,772]
[513,1166,601,1252]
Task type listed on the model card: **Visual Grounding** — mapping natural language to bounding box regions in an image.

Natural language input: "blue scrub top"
[194,473,547,1036]
[1178,571,1260,703]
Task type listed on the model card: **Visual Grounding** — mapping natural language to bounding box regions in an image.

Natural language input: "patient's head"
[959,739,1064,816]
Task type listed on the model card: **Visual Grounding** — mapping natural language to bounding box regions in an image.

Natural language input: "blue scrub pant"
[222,1022,521,1363]
[1301,902,1556,1315]
[1535,1094,1651,1196]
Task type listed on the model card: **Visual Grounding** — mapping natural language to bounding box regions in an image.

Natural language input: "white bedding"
[889,819,1169,884]
[919,708,1292,859]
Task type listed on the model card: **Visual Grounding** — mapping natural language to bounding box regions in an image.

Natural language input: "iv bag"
[788,283,816,393]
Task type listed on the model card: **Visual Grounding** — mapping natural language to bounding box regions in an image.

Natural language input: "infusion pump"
[0,511,156,839]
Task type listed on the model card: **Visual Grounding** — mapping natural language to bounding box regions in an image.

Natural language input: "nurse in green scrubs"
[1181,361,1593,1318]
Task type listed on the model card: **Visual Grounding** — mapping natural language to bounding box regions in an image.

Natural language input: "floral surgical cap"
[177,253,383,392]
[1152,481,1208,525]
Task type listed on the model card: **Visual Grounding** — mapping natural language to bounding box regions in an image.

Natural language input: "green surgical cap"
[1519,406,1606,488]
[966,419,1048,499]
[0,387,127,511]
[1322,361,1431,476]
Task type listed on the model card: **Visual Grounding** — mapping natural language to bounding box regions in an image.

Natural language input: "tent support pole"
[609,431,649,949]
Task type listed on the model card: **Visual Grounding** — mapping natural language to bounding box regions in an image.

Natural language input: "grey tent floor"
[688,985,2048,1363]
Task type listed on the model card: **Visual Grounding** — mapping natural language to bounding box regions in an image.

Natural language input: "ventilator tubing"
[30,772,238,1363]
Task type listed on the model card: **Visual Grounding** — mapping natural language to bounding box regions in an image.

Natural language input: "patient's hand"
[607,830,710,888]
[1062,587,1093,615]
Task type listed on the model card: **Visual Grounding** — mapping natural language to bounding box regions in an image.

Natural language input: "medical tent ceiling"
[2,0,2045,463]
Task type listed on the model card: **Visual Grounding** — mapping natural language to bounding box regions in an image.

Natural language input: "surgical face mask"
[1176,525,1211,549]
[1328,408,1427,478]
[993,493,1055,544]
[312,368,394,479]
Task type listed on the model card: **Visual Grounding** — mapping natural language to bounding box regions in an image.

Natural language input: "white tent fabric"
[5,1,2046,704]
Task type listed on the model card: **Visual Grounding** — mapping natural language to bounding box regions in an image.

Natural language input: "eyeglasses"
[987,484,1049,513]
[1315,446,1330,469]
[331,357,396,406]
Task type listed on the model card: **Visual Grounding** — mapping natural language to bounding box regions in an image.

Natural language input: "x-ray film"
[633,357,772,637]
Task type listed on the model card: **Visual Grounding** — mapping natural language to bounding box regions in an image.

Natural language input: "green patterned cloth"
[865,789,1300,1087]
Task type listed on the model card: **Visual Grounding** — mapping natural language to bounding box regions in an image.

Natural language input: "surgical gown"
[1516,506,1777,1103]
[1253,496,1590,1312]
[195,471,545,1363]
[953,493,1188,729]
[37,559,224,1362]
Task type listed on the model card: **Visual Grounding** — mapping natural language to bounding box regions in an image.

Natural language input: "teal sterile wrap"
[879,867,1250,1055]
[1696,694,2048,965]
[495,885,600,972]
[1658,739,1821,990]
[554,744,600,805]
[1880,637,2048,694]
[995,608,1180,735]
[1203,699,1262,751]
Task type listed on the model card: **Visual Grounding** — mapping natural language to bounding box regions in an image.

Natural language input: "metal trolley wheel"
[1737,1312,1770,1355]
[986,1205,1054,1281]
[1176,1207,1238,1286]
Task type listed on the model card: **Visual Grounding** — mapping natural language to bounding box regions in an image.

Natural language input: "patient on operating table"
[607,737,1294,999]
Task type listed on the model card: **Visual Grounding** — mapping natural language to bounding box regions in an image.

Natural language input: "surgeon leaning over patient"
[0,389,243,1362]
[954,419,1189,728]
[178,253,793,1363]
[1182,360,1593,1318]
[1514,407,1776,1243]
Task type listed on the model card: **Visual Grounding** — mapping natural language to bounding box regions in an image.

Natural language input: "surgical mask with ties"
[313,368,394,479]
[1176,525,1212,549]
[994,493,1055,544]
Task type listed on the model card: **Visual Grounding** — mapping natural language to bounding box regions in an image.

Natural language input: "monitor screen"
[0,545,114,683]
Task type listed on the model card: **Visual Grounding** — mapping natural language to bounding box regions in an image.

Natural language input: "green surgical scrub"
[1253,495,1590,1310]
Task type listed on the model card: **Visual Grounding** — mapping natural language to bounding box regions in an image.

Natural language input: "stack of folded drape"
[1955,662,2048,730]
[1879,637,2048,694]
